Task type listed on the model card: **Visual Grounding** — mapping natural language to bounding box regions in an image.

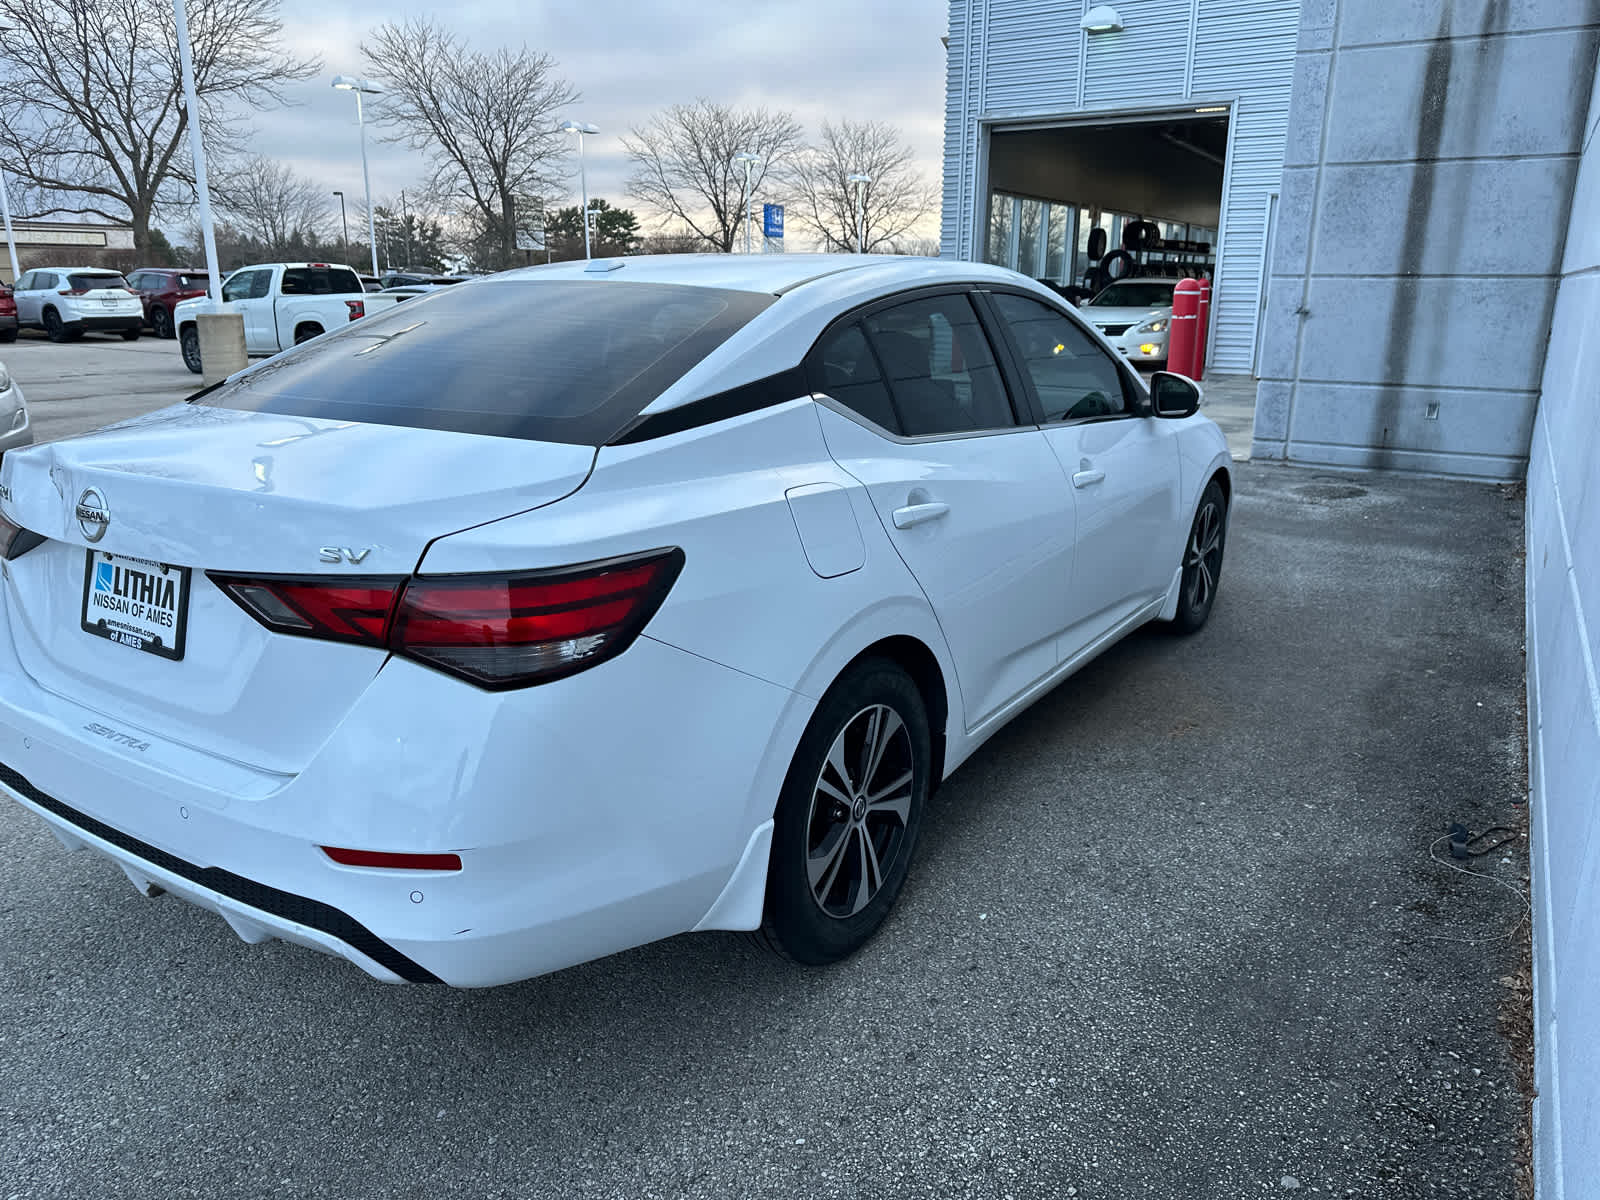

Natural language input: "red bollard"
[1167,278,1202,379]
[1194,278,1211,381]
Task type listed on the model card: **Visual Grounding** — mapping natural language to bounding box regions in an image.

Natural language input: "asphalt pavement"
[0,384,1527,1197]
[3,329,198,444]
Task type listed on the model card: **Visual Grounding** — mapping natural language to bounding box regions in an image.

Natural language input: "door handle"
[1072,469,1106,489]
[892,501,950,529]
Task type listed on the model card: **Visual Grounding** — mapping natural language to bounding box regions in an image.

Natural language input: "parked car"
[173,262,404,374]
[0,359,30,450]
[126,268,210,339]
[379,271,472,289]
[0,254,1229,988]
[1082,277,1178,367]
[11,268,143,342]
[358,275,384,293]
[0,285,16,343]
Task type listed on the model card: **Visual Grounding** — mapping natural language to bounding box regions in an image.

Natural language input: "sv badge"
[319,546,374,564]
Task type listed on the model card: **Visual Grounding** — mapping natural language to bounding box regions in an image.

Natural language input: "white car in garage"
[0,254,1230,987]
[11,268,144,342]
[1083,277,1180,367]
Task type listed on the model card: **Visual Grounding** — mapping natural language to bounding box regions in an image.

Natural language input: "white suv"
[12,268,143,343]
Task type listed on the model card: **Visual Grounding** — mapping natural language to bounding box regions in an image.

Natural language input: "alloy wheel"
[1185,500,1223,611]
[805,704,915,919]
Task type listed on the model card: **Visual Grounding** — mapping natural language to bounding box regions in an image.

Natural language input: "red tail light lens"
[209,548,683,689]
[208,575,402,646]
[391,549,685,689]
[58,288,88,297]
[345,300,365,320]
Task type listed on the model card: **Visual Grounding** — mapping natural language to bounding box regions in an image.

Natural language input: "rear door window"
[861,294,1016,437]
[202,280,776,446]
[809,322,900,433]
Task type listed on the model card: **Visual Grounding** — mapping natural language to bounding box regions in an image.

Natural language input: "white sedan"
[1082,277,1181,366]
[0,255,1230,987]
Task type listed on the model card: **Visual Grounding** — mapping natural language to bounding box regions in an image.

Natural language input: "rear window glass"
[282,266,362,295]
[201,280,776,445]
[68,273,128,291]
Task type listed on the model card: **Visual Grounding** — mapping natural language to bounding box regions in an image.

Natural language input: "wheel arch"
[842,635,950,789]
[294,321,324,343]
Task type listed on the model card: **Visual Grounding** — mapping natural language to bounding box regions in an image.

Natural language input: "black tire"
[0,328,14,344]
[1168,479,1228,634]
[120,328,140,341]
[1087,226,1107,261]
[151,306,173,339]
[1101,249,1136,281]
[293,324,323,345]
[42,308,67,343]
[759,657,931,965]
[179,326,202,375]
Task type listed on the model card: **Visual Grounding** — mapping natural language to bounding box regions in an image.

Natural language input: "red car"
[126,267,209,339]
[0,284,15,343]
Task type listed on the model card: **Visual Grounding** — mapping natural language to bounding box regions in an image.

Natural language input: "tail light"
[0,512,45,560]
[58,288,88,297]
[345,300,365,320]
[209,548,684,690]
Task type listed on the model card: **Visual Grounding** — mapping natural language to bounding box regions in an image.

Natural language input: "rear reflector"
[322,847,462,871]
[209,547,684,690]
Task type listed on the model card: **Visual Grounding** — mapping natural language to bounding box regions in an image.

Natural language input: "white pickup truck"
[174,262,403,375]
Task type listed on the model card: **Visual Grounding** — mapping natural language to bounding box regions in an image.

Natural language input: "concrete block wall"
[1253,2,1600,480]
[1527,39,1600,1199]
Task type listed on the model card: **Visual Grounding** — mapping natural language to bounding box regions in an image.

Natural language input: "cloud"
[220,0,948,238]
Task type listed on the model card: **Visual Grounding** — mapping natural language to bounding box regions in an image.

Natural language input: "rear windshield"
[201,279,776,445]
[69,273,128,291]
[282,266,363,295]
[1090,282,1176,308]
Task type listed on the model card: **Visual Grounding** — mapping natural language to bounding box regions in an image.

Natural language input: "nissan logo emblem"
[76,488,109,543]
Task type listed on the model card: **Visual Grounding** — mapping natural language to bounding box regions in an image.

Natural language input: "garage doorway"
[978,111,1251,456]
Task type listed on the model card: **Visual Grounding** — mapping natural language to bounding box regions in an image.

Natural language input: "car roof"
[490,253,1023,297]
[25,266,125,274]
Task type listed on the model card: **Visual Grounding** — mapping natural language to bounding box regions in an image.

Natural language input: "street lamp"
[847,173,872,254]
[332,190,349,261]
[734,152,762,254]
[332,74,383,278]
[560,120,600,259]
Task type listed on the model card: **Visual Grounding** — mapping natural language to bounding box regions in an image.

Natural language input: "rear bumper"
[0,631,806,988]
[67,314,142,332]
[1,764,431,983]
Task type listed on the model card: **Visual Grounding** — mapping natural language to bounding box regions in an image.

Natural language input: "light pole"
[0,26,15,281]
[173,0,222,299]
[332,190,349,262]
[847,173,872,254]
[560,120,599,259]
[734,152,761,254]
[332,75,382,278]
[0,165,18,285]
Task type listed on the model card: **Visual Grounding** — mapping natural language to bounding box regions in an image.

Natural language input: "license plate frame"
[79,550,191,661]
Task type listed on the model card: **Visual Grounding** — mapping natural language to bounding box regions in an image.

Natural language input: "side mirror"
[1150,371,1203,419]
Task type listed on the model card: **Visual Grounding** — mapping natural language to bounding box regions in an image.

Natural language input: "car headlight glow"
[1135,318,1169,334]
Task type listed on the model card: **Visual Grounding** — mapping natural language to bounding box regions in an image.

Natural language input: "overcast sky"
[261,0,950,240]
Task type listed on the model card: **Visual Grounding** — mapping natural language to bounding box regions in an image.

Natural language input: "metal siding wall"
[1192,0,1300,371]
[1082,2,1194,104]
[940,0,1301,373]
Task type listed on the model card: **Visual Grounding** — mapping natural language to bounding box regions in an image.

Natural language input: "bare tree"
[624,100,804,253]
[785,119,936,254]
[363,19,576,270]
[0,0,318,251]
[213,156,329,255]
